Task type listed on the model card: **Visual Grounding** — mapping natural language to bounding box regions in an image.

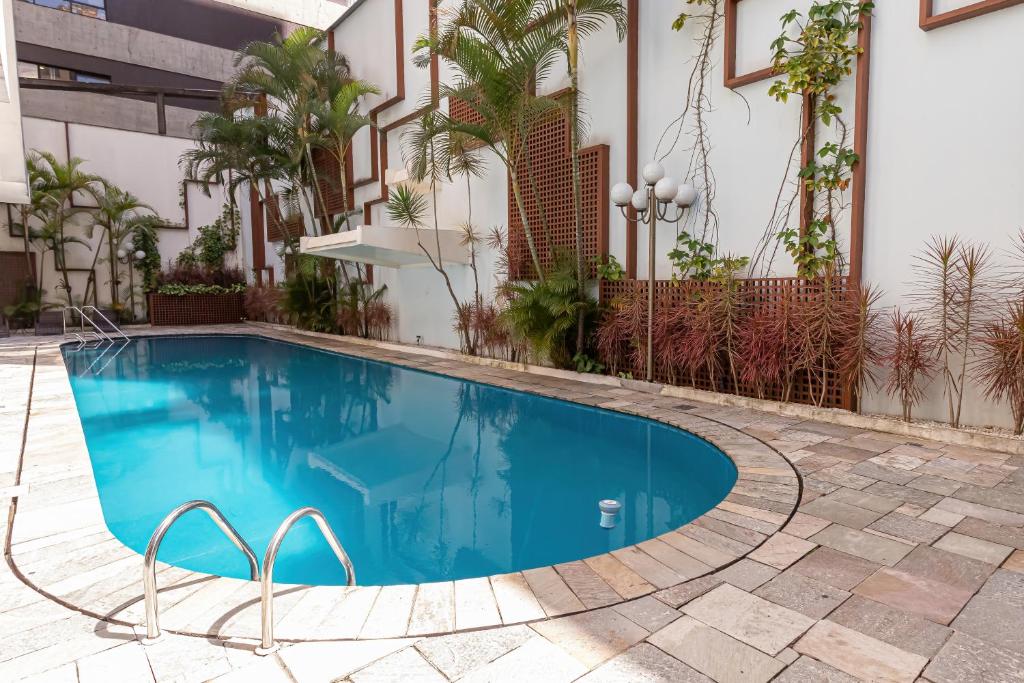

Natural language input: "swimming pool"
[62,335,737,586]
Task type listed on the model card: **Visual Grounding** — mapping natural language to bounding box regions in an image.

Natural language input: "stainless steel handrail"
[141,500,259,644]
[255,507,355,655]
[63,306,113,343]
[82,305,130,341]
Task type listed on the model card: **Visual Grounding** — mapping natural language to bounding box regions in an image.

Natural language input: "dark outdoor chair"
[91,308,119,332]
[35,310,65,336]
[0,316,9,338]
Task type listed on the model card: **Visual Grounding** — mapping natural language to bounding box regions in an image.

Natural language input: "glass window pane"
[74,72,110,84]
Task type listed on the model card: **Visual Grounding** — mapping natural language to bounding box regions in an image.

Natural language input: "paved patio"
[2,325,1023,682]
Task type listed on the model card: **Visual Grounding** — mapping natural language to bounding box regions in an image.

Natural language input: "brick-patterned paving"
[1,326,1022,682]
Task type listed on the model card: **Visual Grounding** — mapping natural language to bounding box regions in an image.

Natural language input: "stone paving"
[1,325,1023,682]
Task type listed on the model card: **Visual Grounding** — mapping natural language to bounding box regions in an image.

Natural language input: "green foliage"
[673,0,718,30]
[779,221,838,278]
[572,352,605,374]
[282,272,337,332]
[194,203,240,269]
[499,255,596,369]
[669,233,748,282]
[156,283,246,296]
[596,254,625,281]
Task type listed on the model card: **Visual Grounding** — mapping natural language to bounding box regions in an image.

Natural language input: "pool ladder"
[140,501,355,654]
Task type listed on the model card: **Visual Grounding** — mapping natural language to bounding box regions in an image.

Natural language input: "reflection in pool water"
[62,335,736,586]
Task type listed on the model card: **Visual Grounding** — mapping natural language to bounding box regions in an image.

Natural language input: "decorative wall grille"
[311,148,355,218]
[264,195,303,243]
[599,277,854,410]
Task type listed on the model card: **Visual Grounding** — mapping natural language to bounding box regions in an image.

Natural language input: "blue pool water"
[61,335,736,586]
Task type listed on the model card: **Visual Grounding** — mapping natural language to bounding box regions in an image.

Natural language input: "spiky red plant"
[834,284,886,412]
[884,308,935,422]
[738,292,802,401]
[975,302,1024,435]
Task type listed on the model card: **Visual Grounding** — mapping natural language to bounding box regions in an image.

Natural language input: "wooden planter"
[148,293,245,326]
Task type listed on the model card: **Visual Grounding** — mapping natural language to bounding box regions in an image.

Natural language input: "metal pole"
[646,185,656,382]
[128,258,136,322]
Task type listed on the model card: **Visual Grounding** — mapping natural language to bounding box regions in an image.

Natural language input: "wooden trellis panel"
[504,113,609,280]
[264,195,303,243]
[599,277,853,410]
[312,148,356,218]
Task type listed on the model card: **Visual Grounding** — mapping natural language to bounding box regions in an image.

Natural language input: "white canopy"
[299,226,470,268]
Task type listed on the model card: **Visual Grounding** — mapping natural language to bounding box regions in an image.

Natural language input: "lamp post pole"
[611,164,697,382]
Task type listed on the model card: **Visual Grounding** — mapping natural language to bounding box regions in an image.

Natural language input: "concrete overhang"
[300,226,470,268]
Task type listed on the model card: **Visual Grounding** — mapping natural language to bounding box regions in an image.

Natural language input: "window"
[17,61,111,84]
[19,0,106,20]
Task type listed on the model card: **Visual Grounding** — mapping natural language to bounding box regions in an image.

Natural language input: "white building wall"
[260,0,1024,429]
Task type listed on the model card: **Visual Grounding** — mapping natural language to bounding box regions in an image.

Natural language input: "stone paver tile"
[934,497,1024,527]
[583,554,653,600]
[648,615,785,683]
[865,480,942,508]
[953,516,1024,549]
[452,577,501,631]
[692,515,766,547]
[209,654,292,683]
[896,543,997,591]
[851,461,918,485]
[923,632,1024,683]
[16,663,81,683]
[143,631,233,683]
[868,512,948,544]
[951,569,1024,654]
[853,568,972,625]
[716,500,787,526]
[458,636,588,683]
[272,585,348,639]
[747,533,816,570]
[318,586,380,639]
[661,530,736,567]
[806,441,877,462]
[780,512,830,539]
[611,595,680,632]
[348,647,446,683]
[415,625,533,680]
[810,464,876,490]
[714,558,779,591]
[828,594,952,658]
[908,474,963,496]
[609,547,683,589]
[683,583,814,655]
[810,524,913,566]
[870,452,926,470]
[801,497,883,529]
[556,560,622,608]
[530,607,648,668]
[280,639,415,682]
[521,566,585,617]
[774,655,859,682]
[706,507,777,535]
[636,539,713,580]
[754,571,850,618]
[1005,550,1024,572]
[576,642,711,683]
[76,642,154,683]
[918,506,965,527]
[652,575,722,609]
[934,531,1013,565]
[827,487,903,514]
[359,584,417,638]
[793,619,927,683]
[489,572,545,624]
[407,581,454,636]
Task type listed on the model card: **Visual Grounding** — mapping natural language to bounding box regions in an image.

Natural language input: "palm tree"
[88,184,158,311]
[181,112,282,204]
[414,0,566,282]
[33,152,101,307]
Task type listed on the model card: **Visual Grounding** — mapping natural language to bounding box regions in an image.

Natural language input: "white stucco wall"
[0,117,241,316]
[0,0,29,204]
[252,0,1024,429]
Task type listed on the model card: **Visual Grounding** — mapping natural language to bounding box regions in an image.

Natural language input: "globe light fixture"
[654,177,679,203]
[641,161,665,186]
[610,182,634,207]
[117,248,127,260]
[134,250,146,261]
[611,161,697,382]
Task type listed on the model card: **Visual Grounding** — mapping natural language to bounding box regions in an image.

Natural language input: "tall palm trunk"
[507,165,545,283]
[567,0,586,353]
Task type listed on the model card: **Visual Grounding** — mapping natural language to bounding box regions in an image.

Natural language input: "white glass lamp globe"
[134,250,146,260]
[631,189,649,211]
[642,161,665,186]
[674,183,698,208]
[116,249,127,259]
[610,182,634,207]
[654,177,679,203]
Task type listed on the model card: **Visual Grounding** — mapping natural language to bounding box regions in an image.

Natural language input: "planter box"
[148,293,244,326]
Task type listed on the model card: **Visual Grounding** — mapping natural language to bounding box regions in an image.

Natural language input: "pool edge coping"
[6,324,802,644]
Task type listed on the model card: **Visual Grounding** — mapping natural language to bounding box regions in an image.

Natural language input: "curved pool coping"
[6,324,801,644]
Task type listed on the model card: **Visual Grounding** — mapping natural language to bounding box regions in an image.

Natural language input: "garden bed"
[148,293,244,326]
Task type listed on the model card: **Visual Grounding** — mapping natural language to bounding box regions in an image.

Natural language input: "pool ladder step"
[140,500,355,654]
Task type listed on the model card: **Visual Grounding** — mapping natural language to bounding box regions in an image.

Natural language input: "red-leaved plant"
[884,308,935,422]
[975,302,1024,435]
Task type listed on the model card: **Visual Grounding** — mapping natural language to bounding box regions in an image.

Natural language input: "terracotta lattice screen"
[312,148,355,218]
[599,277,854,410]
[0,251,35,307]
[264,195,303,243]
[506,115,609,280]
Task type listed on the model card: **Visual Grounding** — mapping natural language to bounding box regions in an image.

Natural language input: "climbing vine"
[751,0,872,277]
[181,202,240,270]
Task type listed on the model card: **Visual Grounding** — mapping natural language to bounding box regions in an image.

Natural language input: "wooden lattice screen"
[506,115,609,280]
[264,195,303,243]
[599,277,853,410]
[312,148,356,218]
[0,251,36,307]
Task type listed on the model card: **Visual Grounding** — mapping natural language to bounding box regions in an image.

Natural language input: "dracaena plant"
[884,308,935,423]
